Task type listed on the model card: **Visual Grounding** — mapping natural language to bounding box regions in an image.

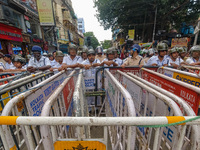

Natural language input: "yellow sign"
[0,92,10,111]
[36,0,55,26]
[54,141,106,150]
[128,29,135,40]
[79,38,84,46]
[120,38,125,45]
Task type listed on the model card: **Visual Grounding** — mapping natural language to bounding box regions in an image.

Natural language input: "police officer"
[95,46,106,62]
[143,48,155,65]
[12,55,27,71]
[113,48,123,66]
[178,47,187,61]
[101,48,118,67]
[48,53,56,68]
[77,46,88,64]
[62,44,80,69]
[80,49,101,72]
[185,45,200,65]
[166,47,184,68]
[50,50,64,70]
[121,44,144,68]
[146,43,168,66]
[27,45,51,73]
[4,54,15,70]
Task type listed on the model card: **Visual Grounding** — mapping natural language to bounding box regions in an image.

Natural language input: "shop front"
[0,23,23,55]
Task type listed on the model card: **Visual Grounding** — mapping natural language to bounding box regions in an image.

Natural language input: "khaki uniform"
[95,55,106,62]
[123,55,144,66]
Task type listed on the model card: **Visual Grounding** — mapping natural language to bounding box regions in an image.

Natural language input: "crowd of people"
[0,41,200,76]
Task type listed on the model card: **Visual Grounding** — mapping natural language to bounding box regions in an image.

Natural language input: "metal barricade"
[0,116,200,150]
[0,71,53,113]
[120,70,199,150]
[141,68,200,115]
[104,70,136,150]
[0,70,69,150]
[114,70,186,150]
[40,70,77,150]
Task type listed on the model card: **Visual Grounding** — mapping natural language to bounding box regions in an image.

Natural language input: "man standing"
[27,46,51,73]
[121,44,144,68]
[186,45,200,65]
[62,44,80,69]
[4,54,15,70]
[95,46,106,63]
[146,43,168,66]
[77,46,88,64]
[166,47,184,68]
[101,48,118,67]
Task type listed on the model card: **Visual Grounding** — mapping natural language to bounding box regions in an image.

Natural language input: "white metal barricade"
[0,70,69,150]
[104,70,136,150]
[114,70,185,150]
[127,71,199,150]
[40,70,77,150]
[141,68,200,115]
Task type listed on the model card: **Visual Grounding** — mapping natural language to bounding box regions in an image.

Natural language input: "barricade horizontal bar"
[0,116,199,125]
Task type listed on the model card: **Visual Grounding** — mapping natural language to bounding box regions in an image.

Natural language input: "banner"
[128,29,135,40]
[171,37,188,47]
[36,0,55,26]
[142,69,200,114]
[120,38,125,45]
[79,38,84,46]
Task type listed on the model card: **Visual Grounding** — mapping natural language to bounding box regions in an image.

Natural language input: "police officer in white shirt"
[49,50,64,72]
[48,53,56,68]
[101,47,118,67]
[27,45,51,73]
[166,47,184,68]
[80,49,101,77]
[62,44,80,69]
[4,54,15,70]
[146,43,168,66]
[186,45,200,65]
[113,48,123,66]
[77,46,88,64]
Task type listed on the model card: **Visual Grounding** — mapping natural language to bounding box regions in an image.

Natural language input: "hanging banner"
[120,38,125,45]
[128,29,135,40]
[36,0,55,26]
[79,38,84,46]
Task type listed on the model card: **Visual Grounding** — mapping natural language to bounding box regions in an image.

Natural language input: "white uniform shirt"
[166,57,183,66]
[77,57,87,64]
[62,55,80,65]
[5,62,15,69]
[53,61,62,68]
[102,58,119,67]
[28,56,51,68]
[186,57,200,64]
[114,58,123,66]
[81,59,100,77]
[50,59,56,68]
[146,55,168,66]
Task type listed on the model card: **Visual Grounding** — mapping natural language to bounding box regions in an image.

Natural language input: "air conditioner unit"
[0,5,15,24]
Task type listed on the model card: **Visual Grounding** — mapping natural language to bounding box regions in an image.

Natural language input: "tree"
[84,32,100,49]
[94,0,200,42]
[101,40,112,49]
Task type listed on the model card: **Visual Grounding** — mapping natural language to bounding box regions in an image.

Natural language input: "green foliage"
[94,0,200,41]
[101,40,112,49]
[84,32,100,49]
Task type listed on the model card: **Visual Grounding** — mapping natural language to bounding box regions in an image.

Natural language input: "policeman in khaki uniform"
[95,46,106,63]
[186,45,200,66]
[27,46,51,73]
[121,44,144,68]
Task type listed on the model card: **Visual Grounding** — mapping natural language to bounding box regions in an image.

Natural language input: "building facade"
[78,18,85,34]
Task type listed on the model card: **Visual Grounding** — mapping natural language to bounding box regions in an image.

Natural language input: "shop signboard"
[36,0,55,26]
[0,23,23,42]
[171,37,188,47]
[128,29,135,40]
